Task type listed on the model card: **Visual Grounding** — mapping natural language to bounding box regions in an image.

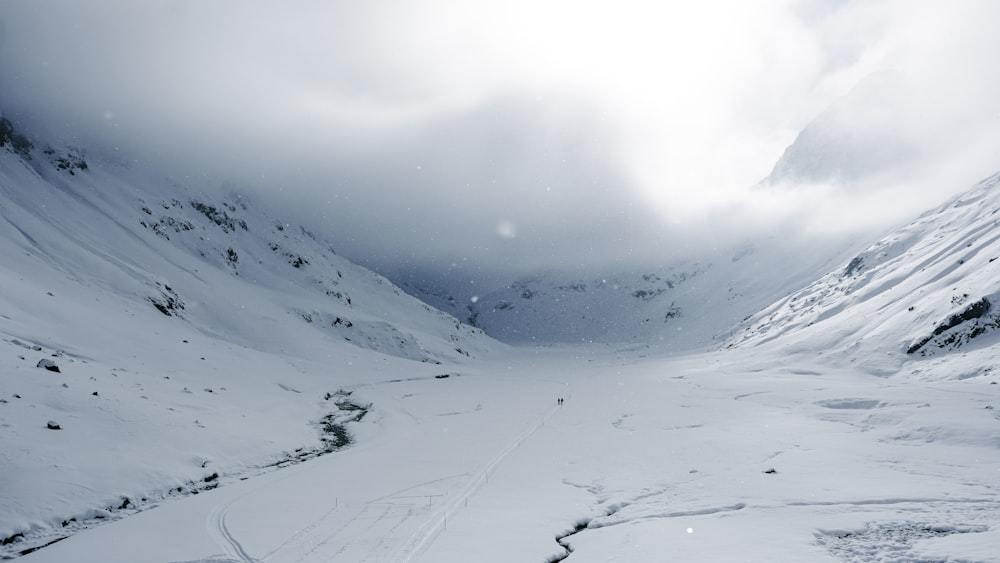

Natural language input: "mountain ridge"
[0,123,494,363]
[728,170,1000,377]
[0,118,500,551]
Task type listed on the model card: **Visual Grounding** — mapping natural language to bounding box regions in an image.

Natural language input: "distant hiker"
[557,397,563,405]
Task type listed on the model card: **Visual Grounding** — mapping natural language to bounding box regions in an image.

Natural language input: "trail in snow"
[263,478,461,563]
[258,503,342,562]
[191,372,572,563]
[209,505,256,563]
[394,398,566,562]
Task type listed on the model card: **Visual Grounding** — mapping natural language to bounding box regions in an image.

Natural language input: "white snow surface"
[3,135,1000,561]
[730,171,1000,377]
[9,348,1000,562]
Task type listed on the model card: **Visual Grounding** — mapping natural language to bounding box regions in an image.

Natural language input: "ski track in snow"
[394,401,564,562]
[259,503,343,562]
[264,485,430,562]
[210,505,256,563]
[192,383,567,563]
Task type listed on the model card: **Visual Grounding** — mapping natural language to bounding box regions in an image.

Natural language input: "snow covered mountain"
[5,113,1000,562]
[729,170,1000,377]
[0,116,498,554]
[763,72,918,187]
[0,116,492,364]
[443,242,852,351]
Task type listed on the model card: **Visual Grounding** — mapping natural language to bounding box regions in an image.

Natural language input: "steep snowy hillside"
[0,117,491,363]
[0,117,497,554]
[764,72,917,186]
[729,171,1000,376]
[457,242,853,351]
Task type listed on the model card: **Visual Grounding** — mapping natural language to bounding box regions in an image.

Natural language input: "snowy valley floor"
[11,345,1000,563]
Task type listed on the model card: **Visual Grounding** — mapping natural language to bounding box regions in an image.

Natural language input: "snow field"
[15,345,1000,562]
[4,131,1000,561]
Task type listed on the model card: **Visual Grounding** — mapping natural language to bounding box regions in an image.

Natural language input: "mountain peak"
[764,72,919,187]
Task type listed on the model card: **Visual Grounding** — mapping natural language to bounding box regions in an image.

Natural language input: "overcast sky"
[2,1,999,287]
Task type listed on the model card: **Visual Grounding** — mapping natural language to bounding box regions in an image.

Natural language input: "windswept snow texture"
[731,171,1000,374]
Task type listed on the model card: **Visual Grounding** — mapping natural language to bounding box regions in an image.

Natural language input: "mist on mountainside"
[4,3,1000,559]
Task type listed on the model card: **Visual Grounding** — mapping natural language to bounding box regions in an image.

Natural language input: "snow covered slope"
[0,118,498,553]
[729,171,1000,377]
[459,241,852,351]
[0,118,492,363]
[764,72,917,186]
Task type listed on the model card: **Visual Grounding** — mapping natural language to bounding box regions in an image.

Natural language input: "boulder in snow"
[36,359,61,373]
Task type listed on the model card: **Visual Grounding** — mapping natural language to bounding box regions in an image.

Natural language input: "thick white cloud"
[0,0,998,283]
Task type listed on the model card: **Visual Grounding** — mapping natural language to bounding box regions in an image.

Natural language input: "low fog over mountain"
[3,2,1000,561]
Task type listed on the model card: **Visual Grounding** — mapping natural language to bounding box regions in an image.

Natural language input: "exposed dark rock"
[45,148,88,175]
[1,532,24,547]
[190,201,247,233]
[0,117,32,156]
[843,256,865,277]
[907,297,994,354]
[632,288,665,301]
[664,302,682,321]
[36,359,60,373]
[149,283,185,317]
